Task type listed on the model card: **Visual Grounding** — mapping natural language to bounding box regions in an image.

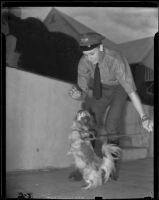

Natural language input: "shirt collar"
[98,48,106,63]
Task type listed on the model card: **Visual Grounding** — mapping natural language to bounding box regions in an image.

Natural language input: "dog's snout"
[83,116,90,122]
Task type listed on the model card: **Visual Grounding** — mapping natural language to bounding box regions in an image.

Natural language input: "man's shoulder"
[104,47,124,61]
[79,55,85,62]
[78,55,90,66]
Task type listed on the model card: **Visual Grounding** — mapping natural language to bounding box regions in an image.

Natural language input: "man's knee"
[105,120,119,135]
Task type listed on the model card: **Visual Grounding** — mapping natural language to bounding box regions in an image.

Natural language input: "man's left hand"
[142,118,153,132]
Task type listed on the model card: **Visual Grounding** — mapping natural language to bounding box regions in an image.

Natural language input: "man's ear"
[99,44,103,52]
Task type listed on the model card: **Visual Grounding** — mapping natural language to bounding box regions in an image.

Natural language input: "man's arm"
[128,91,145,119]
[129,91,153,132]
[69,57,91,100]
[77,57,91,93]
[114,54,153,132]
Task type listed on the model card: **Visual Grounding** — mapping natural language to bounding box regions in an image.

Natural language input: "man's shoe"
[68,169,83,181]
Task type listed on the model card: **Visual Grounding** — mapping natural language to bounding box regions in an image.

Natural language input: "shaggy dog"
[68,110,121,189]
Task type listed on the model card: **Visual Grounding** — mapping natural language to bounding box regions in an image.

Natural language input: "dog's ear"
[74,110,82,121]
[75,110,81,121]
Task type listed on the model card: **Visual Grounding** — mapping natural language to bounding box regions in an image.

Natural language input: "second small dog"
[68,110,121,189]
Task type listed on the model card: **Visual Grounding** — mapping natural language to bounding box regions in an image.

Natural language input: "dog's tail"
[101,143,121,160]
[100,143,121,183]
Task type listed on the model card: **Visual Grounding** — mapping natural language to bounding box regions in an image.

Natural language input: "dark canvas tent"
[118,37,154,70]
[43,7,118,51]
[118,37,154,105]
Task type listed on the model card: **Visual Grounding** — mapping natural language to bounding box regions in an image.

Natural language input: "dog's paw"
[81,182,91,190]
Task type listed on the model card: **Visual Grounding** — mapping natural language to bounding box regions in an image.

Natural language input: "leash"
[71,117,152,142]
[86,132,149,141]
[72,126,151,141]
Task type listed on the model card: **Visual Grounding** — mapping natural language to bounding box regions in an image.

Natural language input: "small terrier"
[68,110,121,189]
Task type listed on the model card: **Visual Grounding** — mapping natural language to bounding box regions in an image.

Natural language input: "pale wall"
[6,67,81,171]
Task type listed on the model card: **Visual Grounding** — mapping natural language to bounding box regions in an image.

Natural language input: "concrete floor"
[6,158,153,199]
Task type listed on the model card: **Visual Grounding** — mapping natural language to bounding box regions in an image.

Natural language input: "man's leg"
[105,86,127,180]
[105,86,127,142]
[89,95,111,157]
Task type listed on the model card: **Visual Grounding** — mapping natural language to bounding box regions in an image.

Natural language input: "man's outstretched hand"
[68,85,84,100]
[141,115,153,132]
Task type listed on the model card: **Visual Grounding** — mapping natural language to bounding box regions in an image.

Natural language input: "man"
[69,32,153,181]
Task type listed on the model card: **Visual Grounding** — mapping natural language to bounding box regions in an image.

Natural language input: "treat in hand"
[69,85,83,100]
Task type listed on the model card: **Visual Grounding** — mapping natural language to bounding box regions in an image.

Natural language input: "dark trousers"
[82,84,128,156]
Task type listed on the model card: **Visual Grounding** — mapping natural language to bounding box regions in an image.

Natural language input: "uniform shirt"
[77,47,136,95]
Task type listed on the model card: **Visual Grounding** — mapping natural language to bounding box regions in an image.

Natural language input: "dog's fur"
[68,110,121,189]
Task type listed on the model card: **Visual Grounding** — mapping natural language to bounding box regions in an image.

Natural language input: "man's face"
[83,47,100,65]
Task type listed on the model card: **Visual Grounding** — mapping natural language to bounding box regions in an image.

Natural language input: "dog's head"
[75,110,92,126]
[70,109,96,142]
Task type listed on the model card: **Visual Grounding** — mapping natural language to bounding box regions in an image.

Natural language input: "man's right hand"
[68,85,84,100]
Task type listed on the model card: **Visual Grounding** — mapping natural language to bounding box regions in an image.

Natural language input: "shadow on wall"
[4,12,82,83]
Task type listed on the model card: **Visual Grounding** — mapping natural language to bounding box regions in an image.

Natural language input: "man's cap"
[79,32,105,51]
